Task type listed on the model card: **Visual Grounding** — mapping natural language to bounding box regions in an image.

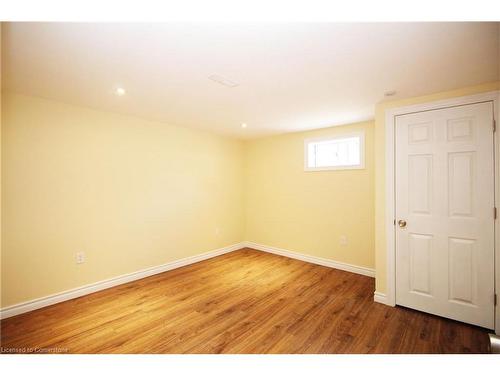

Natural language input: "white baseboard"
[1,241,376,319]
[373,291,389,305]
[0,242,245,320]
[244,241,375,278]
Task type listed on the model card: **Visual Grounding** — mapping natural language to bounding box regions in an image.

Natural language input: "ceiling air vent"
[208,74,239,88]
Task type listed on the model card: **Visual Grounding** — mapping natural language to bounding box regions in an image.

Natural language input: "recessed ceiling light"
[241,123,248,128]
[384,90,397,97]
[115,87,126,96]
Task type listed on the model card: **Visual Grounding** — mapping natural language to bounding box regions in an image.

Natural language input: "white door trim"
[381,90,500,334]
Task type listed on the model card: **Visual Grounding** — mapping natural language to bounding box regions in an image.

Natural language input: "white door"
[395,101,495,329]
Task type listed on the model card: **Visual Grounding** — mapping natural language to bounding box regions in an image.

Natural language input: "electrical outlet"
[339,235,348,246]
[76,251,85,264]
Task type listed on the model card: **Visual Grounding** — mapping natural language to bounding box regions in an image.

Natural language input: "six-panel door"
[395,102,495,329]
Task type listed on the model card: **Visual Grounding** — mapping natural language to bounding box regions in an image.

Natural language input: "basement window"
[304,132,365,171]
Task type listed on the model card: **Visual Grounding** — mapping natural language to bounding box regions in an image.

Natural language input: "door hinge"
[393,219,396,226]
[495,207,498,220]
[495,294,498,306]
[494,119,496,132]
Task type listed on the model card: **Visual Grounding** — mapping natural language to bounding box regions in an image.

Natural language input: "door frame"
[382,90,500,334]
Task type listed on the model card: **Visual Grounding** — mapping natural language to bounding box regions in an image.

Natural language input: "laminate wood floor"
[0,248,491,354]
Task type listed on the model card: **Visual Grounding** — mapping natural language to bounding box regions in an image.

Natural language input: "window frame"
[303,131,365,171]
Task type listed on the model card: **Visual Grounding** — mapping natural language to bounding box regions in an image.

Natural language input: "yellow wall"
[3,80,499,308]
[374,81,500,294]
[244,121,375,269]
[1,93,244,307]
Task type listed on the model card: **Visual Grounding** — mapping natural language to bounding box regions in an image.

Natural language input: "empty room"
[1,6,500,366]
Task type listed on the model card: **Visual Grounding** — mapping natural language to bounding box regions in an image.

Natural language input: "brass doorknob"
[398,220,407,228]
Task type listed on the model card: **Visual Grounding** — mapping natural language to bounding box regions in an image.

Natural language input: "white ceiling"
[2,22,499,139]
